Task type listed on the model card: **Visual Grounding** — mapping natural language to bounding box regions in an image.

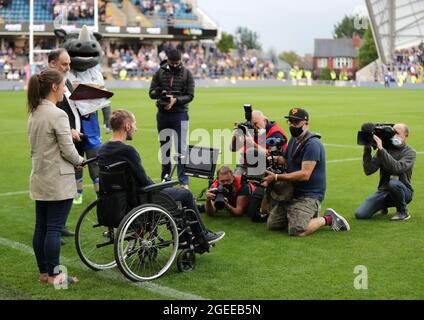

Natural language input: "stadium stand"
[131,0,201,29]
[104,41,278,80]
[387,42,424,84]
[392,43,423,72]
[0,0,95,24]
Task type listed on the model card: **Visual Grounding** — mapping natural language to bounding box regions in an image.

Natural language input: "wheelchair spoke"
[116,205,179,281]
[75,200,117,271]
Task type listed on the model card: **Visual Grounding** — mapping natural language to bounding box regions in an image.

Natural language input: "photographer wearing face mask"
[149,48,195,189]
[261,108,350,237]
[355,124,416,221]
[205,166,255,217]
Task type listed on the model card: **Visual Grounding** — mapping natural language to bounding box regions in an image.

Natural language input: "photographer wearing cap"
[355,124,416,221]
[149,48,195,189]
[205,166,255,217]
[261,108,350,237]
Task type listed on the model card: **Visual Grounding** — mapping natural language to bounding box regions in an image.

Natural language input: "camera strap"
[158,67,189,91]
[292,132,322,160]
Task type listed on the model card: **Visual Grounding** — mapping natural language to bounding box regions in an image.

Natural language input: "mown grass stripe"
[0,236,207,300]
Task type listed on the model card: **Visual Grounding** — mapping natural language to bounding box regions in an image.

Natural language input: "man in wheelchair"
[97,109,225,252]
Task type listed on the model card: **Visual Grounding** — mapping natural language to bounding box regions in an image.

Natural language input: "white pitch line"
[0,191,29,197]
[0,152,422,198]
[0,131,27,135]
[0,236,207,300]
[327,158,362,164]
[0,179,161,197]
[324,143,362,149]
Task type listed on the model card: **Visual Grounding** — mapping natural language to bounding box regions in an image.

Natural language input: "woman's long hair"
[27,68,63,113]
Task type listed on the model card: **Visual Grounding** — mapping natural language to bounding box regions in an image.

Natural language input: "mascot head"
[54,25,103,72]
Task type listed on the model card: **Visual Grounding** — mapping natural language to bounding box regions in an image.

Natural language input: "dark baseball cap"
[284,108,309,121]
[167,48,181,61]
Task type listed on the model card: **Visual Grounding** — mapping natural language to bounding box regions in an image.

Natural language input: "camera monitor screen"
[183,145,220,179]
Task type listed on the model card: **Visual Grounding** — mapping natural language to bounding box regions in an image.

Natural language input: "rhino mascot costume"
[54,25,111,203]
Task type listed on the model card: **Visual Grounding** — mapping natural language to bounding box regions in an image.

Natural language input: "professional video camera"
[237,104,256,135]
[209,184,232,211]
[158,90,181,108]
[357,123,395,149]
[266,137,287,174]
[242,137,287,185]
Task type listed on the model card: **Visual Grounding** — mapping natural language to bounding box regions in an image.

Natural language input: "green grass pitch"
[0,86,423,300]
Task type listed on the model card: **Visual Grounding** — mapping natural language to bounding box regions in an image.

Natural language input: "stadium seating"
[132,0,200,29]
[0,0,94,24]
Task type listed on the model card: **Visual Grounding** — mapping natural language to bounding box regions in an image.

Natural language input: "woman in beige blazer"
[27,69,84,286]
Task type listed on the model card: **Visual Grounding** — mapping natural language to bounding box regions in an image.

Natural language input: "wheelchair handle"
[105,161,127,170]
[81,157,98,167]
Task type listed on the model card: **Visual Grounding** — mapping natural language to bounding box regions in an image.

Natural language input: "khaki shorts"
[267,197,321,236]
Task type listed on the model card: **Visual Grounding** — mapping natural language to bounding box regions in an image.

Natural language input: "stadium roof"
[366,0,424,64]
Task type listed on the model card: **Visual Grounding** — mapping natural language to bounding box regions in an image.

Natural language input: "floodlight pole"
[29,0,34,68]
[94,0,99,32]
[388,0,396,67]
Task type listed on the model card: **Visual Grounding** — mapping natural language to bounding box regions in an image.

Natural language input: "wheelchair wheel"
[115,204,179,282]
[177,249,196,272]
[75,200,117,271]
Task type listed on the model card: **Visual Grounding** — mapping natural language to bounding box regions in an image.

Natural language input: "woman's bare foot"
[38,273,48,282]
[47,273,79,286]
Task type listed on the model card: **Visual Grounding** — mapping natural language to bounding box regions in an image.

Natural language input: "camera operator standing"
[355,124,416,221]
[261,108,350,237]
[149,48,195,189]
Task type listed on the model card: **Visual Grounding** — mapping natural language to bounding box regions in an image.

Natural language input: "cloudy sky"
[198,0,366,55]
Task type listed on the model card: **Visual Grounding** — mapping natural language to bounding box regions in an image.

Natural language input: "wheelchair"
[75,159,214,282]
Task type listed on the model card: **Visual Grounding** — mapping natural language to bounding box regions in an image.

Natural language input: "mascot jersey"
[68,67,104,151]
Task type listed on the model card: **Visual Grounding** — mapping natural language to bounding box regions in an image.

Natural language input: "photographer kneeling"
[262,108,350,237]
[355,124,416,221]
[205,166,255,217]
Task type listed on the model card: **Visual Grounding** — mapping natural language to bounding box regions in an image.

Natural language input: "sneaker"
[391,211,411,221]
[180,184,190,190]
[252,213,268,223]
[73,193,83,205]
[379,208,389,215]
[103,124,112,134]
[62,227,75,237]
[325,208,350,232]
[205,231,225,244]
[60,238,66,246]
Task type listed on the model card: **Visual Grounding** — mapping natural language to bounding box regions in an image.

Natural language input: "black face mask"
[290,126,304,138]
[169,63,182,72]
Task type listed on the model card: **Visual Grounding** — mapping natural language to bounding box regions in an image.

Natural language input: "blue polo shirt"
[283,134,326,201]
